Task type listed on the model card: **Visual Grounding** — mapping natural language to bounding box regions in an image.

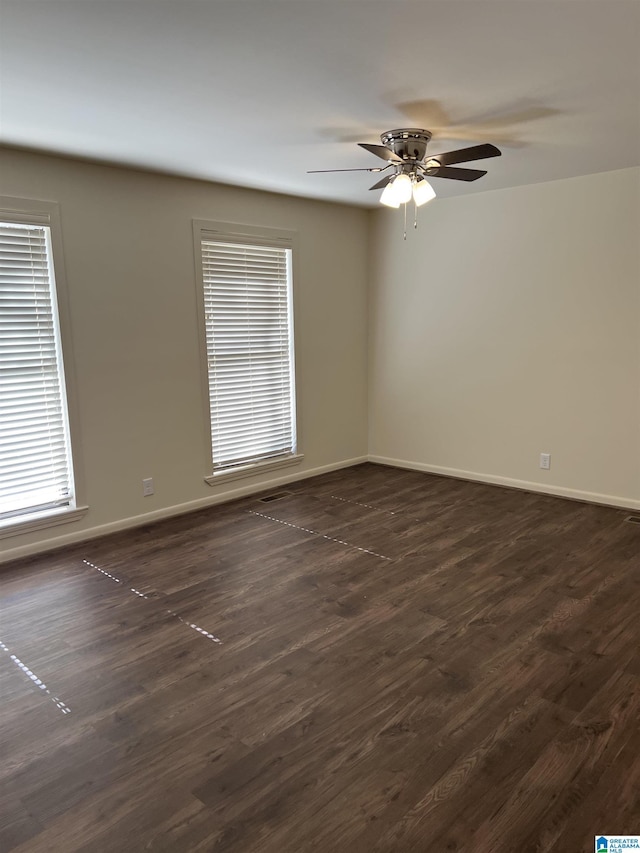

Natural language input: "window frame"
[193,220,303,485]
[0,196,87,539]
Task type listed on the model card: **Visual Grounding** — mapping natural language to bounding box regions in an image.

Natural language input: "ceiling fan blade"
[358,143,403,163]
[429,166,488,182]
[307,167,383,173]
[430,143,501,166]
[369,175,393,191]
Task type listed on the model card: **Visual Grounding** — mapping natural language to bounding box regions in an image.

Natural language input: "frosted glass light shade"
[392,173,413,203]
[380,181,401,208]
[380,174,413,207]
[413,179,436,207]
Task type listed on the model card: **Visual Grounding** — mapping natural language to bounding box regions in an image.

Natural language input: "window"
[0,202,81,532]
[194,223,300,479]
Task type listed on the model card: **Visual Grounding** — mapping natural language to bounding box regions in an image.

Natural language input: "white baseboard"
[4,452,637,566]
[368,455,640,512]
[0,455,368,565]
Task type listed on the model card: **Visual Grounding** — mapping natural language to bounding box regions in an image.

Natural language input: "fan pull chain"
[403,202,407,241]
[414,199,418,230]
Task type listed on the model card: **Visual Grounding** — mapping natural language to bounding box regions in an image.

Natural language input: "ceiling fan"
[309,128,501,210]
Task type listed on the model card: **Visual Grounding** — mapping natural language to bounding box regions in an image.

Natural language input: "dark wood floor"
[1,463,639,852]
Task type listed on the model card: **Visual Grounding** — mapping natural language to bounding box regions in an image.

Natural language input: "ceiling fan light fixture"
[412,178,436,207]
[379,180,402,208]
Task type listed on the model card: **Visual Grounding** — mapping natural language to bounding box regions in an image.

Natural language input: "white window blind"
[201,237,296,472]
[0,220,75,522]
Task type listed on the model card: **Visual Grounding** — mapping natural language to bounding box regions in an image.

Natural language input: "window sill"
[204,453,304,487]
[0,505,89,541]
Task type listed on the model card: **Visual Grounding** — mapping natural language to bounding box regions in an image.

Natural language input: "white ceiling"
[1,1,639,207]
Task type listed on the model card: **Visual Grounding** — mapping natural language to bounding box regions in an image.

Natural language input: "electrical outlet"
[539,453,551,470]
[142,477,154,496]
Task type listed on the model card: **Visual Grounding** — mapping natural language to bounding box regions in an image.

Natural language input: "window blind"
[0,220,74,521]
[201,238,296,471]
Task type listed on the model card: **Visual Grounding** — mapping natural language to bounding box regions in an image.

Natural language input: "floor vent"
[259,491,291,503]
[625,515,640,524]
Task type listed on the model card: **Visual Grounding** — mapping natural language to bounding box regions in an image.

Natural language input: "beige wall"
[0,149,369,561]
[369,167,640,509]
[2,151,638,563]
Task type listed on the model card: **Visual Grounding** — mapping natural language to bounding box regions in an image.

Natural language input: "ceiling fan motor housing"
[380,128,432,161]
